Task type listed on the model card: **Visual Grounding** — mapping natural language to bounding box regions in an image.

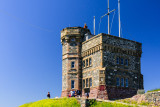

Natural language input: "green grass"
[89,100,137,107]
[90,101,136,107]
[147,88,160,92]
[116,98,154,106]
[19,98,80,107]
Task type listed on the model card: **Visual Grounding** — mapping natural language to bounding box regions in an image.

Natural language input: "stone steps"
[76,98,86,107]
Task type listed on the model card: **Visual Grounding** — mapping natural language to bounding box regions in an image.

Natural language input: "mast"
[118,0,121,37]
[108,0,110,34]
[94,16,95,35]
[99,0,115,35]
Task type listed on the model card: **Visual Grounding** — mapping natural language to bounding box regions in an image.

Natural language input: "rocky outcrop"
[131,91,160,106]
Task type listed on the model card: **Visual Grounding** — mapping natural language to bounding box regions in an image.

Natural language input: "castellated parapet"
[61,26,143,100]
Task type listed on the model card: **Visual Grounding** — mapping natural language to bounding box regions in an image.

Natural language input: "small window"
[100,77,104,82]
[125,78,128,87]
[83,60,85,68]
[70,43,77,46]
[125,59,128,66]
[116,57,119,64]
[71,80,75,89]
[71,61,75,68]
[86,78,88,87]
[121,58,124,65]
[89,78,92,87]
[71,38,75,42]
[86,59,88,67]
[100,71,104,74]
[116,78,120,86]
[83,79,85,88]
[89,58,92,66]
[121,78,124,87]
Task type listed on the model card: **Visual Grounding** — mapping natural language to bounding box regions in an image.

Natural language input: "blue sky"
[0,0,160,107]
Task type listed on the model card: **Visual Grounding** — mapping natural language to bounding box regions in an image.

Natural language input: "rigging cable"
[110,10,116,34]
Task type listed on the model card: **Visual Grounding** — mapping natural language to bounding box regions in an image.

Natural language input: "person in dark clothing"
[47,92,50,99]
[76,90,81,97]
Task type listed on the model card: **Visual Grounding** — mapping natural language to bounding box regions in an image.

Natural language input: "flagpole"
[118,0,121,37]
[108,0,110,34]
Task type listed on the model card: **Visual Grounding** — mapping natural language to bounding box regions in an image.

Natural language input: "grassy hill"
[20,98,137,107]
[19,98,80,107]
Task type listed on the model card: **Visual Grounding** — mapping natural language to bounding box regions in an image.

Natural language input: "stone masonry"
[61,26,143,100]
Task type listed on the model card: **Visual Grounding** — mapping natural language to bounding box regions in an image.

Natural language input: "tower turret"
[61,27,91,97]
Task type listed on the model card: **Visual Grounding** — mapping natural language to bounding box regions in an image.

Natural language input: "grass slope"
[19,98,80,107]
[90,101,135,107]
[89,99,136,107]
[147,88,160,92]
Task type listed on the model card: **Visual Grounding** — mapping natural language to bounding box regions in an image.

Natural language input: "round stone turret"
[61,27,91,44]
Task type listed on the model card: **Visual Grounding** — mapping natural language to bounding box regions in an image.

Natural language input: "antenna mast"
[94,16,96,35]
[108,0,110,34]
[99,0,115,34]
[118,0,121,37]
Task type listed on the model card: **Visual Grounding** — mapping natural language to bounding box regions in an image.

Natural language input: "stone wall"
[145,91,160,104]
[105,68,143,89]
[62,58,68,91]
[82,51,102,87]
[102,34,143,90]
[62,43,68,55]
[103,51,140,72]
[106,86,137,99]
[82,35,101,52]
[102,34,142,51]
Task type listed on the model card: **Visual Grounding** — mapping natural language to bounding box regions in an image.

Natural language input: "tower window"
[71,38,75,42]
[86,59,88,67]
[89,78,92,87]
[83,60,85,68]
[70,43,77,46]
[71,61,75,68]
[83,79,85,88]
[116,78,120,86]
[125,78,128,87]
[121,78,124,87]
[125,59,128,66]
[71,80,75,89]
[89,58,92,66]
[121,58,124,65]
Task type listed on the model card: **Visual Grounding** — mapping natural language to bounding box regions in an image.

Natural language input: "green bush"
[19,98,80,107]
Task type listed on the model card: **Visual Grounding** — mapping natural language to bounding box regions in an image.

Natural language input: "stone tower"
[61,27,91,97]
[61,26,144,99]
